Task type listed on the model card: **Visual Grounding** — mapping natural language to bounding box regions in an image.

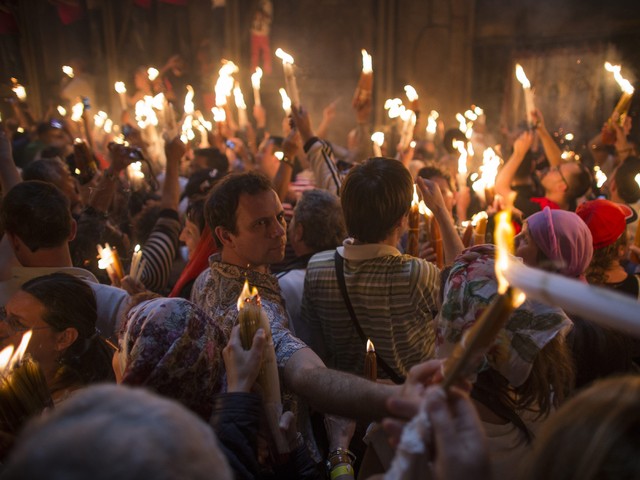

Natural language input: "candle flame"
[410,140,417,149]
[565,133,574,141]
[135,97,159,128]
[418,200,432,216]
[62,65,74,78]
[114,81,127,94]
[474,106,484,116]
[471,211,488,227]
[635,174,640,189]
[0,345,14,373]
[134,244,141,253]
[361,49,373,73]
[233,84,247,110]
[411,184,420,207]
[11,330,32,370]
[384,98,404,119]
[57,105,66,116]
[127,161,145,180]
[515,64,531,89]
[151,92,165,110]
[366,338,375,352]
[11,80,26,101]
[183,86,195,115]
[426,110,439,135]
[594,166,607,189]
[604,62,635,94]
[275,48,294,65]
[371,131,384,147]
[404,85,419,102]
[212,106,226,123]
[279,88,292,113]
[237,279,260,311]
[93,113,106,129]
[196,111,212,131]
[494,208,526,307]
[251,67,263,89]
[454,140,468,175]
[97,243,114,270]
[274,151,284,161]
[219,60,239,77]
[71,102,84,122]
[104,119,113,134]
[147,67,159,81]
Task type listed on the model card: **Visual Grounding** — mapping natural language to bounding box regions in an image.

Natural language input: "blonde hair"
[523,375,640,480]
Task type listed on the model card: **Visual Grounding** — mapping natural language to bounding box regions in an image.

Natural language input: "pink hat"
[575,199,635,249]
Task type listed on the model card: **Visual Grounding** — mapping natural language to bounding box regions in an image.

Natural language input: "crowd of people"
[0,38,639,480]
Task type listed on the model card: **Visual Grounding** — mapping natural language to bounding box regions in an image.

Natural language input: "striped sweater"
[300,242,440,380]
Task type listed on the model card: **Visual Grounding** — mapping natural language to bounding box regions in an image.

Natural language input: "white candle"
[425,110,438,141]
[251,67,263,107]
[275,48,300,108]
[515,64,535,127]
[233,84,249,129]
[114,81,127,110]
[279,88,292,116]
[502,257,640,337]
[371,131,384,157]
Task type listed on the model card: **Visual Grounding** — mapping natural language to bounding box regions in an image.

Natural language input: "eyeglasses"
[552,165,569,189]
[0,306,52,338]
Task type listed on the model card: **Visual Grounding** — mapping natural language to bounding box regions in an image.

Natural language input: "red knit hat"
[575,199,635,249]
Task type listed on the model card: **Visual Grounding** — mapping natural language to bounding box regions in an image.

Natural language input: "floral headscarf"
[118,297,227,420]
[436,245,573,387]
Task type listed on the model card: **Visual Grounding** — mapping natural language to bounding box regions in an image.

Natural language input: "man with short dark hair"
[0,181,130,341]
[191,171,396,422]
[301,158,464,380]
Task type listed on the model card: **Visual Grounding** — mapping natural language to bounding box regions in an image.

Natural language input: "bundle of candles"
[129,244,146,283]
[237,280,290,461]
[97,243,124,282]
[0,331,53,435]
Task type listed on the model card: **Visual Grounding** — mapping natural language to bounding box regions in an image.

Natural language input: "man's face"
[541,162,578,197]
[225,190,287,268]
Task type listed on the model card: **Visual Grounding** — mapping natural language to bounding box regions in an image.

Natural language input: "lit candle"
[425,110,438,141]
[515,64,535,127]
[419,200,443,268]
[371,131,384,157]
[183,85,195,116]
[233,84,249,129]
[251,67,263,107]
[130,244,143,281]
[406,185,420,257]
[404,85,419,113]
[604,62,635,126]
[461,220,474,248]
[353,49,373,107]
[57,105,66,117]
[279,88,292,116]
[97,243,124,281]
[472,211,488,246]
[127,162,145,190]
[398,109,417,151]
[147,67,159,81]
[237,280,290,456]
[71,102,84,123]
[593,166,607,189]
[454,140,468,191]
[10,78,26,101]
[364,339,377,381]
[275,48,300,108]
[62,65,74,78]
[114,81,127,110]
[0,331,53,435]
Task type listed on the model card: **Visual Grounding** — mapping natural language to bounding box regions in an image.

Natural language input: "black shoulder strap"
[334,251,405,384]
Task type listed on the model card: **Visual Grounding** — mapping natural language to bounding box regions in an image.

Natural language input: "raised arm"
[417,177,464,265]
[532,109,562,167]
[494,130,534,199]
[0,125,21,192]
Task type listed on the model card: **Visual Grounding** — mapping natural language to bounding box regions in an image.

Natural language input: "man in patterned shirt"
[301,158,464,381]
[191,171,395,421]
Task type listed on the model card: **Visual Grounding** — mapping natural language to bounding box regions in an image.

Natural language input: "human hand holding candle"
[604,62,635,126]
[97,243,124,283]
[237,281,290,458]
[10,78,26,102]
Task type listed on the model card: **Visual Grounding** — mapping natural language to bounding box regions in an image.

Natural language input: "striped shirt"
[300,240,440,380]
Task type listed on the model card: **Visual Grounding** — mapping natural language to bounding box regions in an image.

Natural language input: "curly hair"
[293,190,345,252]
[585,231,627,285]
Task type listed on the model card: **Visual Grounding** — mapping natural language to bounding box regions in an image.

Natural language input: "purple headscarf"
[526,207,593,278]
[118,297,227,420]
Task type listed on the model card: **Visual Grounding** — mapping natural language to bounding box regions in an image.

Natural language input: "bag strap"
[334,251,405,384]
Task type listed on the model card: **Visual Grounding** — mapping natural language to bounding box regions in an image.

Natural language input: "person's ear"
[55,327,79,352]
[68,218,78,242]
[215,226,235,248]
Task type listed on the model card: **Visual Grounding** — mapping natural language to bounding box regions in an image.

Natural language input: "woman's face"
[180,219,202,259]
[515,223,540,267]
[1,291,59,371]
